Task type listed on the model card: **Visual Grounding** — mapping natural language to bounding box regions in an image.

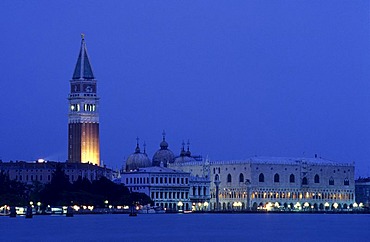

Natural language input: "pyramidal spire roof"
[72,34,95,80]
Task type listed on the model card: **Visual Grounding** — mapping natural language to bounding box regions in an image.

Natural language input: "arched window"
[214,174,219,182]
[227,174,232,183]
[274,173,280,183]
[239,173,244,183]
[289,174,295,183]
[302,177,308,185]
[314,174,320,183]
[344,178,349,186]
[259,173,264,182]
[329,177,334,185]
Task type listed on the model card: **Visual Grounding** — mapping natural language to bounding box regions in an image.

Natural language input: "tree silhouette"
[0,171,28,206]
[40,164,72,205]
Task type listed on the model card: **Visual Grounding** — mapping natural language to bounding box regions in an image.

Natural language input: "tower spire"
[143,141,147,154]
[159,130,169,150]
[186,139,191,156]
[180,140,186,156]
[72,34,95,80]
[135,137,141,153]
[162,130,166,141]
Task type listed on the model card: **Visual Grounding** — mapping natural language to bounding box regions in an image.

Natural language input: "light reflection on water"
[1,213,370,242]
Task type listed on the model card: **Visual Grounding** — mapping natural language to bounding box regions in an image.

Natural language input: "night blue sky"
[1,1,369,176]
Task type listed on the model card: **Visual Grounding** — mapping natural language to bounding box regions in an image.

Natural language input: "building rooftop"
[0,160,111,171]
[125,166,190,175]
[171,156,354,167]
[355,177,370,184]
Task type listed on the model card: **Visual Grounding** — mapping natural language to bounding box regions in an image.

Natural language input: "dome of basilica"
[152,131,175,167]
[174,155,196,163]
[126,141,151,172]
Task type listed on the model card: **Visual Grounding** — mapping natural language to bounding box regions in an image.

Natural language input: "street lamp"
[37,202,41,214]
[333,203,338,209]
[177,201,183,212]
[204,201,209,211]
[324,202,330,210]
[294,202,301,210]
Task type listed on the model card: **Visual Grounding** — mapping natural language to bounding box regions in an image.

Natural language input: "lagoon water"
[1,213,370,242]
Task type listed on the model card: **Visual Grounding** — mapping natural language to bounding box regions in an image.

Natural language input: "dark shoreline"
[35,209,370,216]
[192,210,370,215]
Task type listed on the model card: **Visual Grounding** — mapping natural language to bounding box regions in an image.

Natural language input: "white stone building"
[170,157,355,211]
[121,166,191,211]
[189,176,211,211]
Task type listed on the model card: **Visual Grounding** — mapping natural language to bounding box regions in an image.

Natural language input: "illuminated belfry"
[68,34,100,166]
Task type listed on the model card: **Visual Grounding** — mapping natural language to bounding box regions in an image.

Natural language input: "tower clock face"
[71,84,80,93]
[85,85,92,92]
[83,84,96,93]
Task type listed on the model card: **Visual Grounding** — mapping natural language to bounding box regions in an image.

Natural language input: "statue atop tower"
[68,35,100,166]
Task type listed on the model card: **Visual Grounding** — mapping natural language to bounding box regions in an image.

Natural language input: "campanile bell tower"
[68,34,100,166]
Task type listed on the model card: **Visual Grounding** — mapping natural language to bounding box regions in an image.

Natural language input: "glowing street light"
[266,202,273,211]
[294,202,301,210]
[178,201,183,212]
[204,202,209,211]
[104,200,109,208]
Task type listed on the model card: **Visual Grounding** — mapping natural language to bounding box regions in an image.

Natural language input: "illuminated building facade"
[0,160,114,185]
[68,35,100,166]
[121,136,210,211]
[121,166,191,211]
[170,157,356,211]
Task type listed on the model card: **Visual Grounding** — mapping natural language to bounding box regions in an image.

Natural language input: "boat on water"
[138,205,165,214]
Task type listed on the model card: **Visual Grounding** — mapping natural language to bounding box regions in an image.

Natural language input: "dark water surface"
[0,213,369,241]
